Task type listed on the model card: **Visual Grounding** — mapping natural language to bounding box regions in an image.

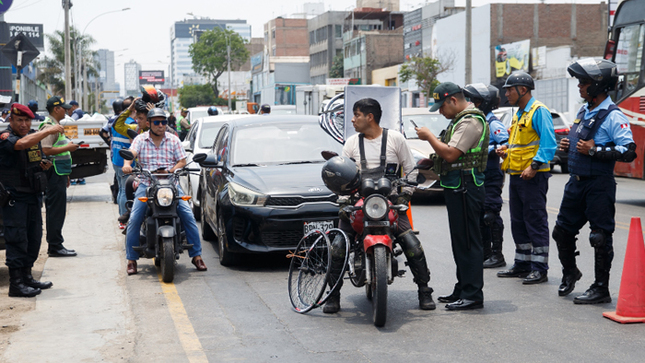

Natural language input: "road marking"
[158,273,208,363]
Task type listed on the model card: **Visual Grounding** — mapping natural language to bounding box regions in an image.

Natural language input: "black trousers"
[3,198,43,269]
[45,171,68,250]
[444,179,485,302]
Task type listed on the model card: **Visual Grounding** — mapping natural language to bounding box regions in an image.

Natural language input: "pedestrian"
[176,108,187,135]
[68,100,84,120]
[321,97,435,314]
[1,103,63,297]
[463,84,509,268]
[496,71,556,284]
[27,100,46,122]
[553,59,637,304]
[39,96,80,257]
[259,104,271,115]
[416,82,489,310]
[1,108,9,123]
[121,107,207,275]
[178,108,190,141]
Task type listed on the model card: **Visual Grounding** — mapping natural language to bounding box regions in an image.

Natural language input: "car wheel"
[217,211,239,267]
[200,194,216,240]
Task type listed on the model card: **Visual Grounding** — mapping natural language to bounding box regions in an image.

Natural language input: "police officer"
[416,82,489,310]
[1,103,64,297]
[496,72,556,284]
[27,100,46,121]
[39,96,79,257]
[463,84,509,268]
[321,98,435,313]
[553,59,636,304]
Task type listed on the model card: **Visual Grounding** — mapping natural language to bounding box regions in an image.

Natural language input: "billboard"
[8,23,44,50]
[495,39,530,79]
[124,63,139,91]
[139,70,165,85]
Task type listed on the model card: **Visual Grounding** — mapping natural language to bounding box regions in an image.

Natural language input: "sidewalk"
[1,179,136,362]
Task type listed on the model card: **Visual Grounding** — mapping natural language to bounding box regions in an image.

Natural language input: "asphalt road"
[3,169,645,363]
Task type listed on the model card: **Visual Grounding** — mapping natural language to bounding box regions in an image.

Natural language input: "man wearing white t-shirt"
[322,98,435,313]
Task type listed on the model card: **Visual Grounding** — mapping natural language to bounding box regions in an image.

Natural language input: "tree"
[189,28,249,98]
[36,27,99,97]
[329,54,344,79]
[178,84,216,108]
[399,53,455,100]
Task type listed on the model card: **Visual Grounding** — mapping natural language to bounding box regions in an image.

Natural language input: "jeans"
[113,163,129,216]
[125,183,202,261]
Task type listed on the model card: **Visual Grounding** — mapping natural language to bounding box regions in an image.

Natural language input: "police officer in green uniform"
[1,104,63,297]
[416,82,489,310]
[39,96,79,257]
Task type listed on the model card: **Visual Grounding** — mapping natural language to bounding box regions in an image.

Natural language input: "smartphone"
[410,119,419,128]
[76,141,85,145]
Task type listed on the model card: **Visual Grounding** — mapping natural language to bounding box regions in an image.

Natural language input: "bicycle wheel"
[319,228,350,304]
[288,230,331,313]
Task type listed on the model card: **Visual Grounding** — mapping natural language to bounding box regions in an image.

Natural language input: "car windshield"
[199,123,224,149]
[271,108,297,115]
[231,121,342,166]
[402,114,450,139]
[191,110,208,120]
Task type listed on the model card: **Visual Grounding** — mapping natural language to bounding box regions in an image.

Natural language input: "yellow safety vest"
[501,101,551,175]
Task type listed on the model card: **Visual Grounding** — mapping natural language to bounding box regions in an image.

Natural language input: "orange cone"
[603,217,645,323]
[407,201,415,230]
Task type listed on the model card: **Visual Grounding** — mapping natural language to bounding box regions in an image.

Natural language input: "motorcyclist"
[321,97,435,313]
[121,108,207,275]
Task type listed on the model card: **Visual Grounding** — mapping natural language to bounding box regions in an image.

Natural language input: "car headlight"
[228,182,267,207]
[363,195,388,220]
[156,187,174,207]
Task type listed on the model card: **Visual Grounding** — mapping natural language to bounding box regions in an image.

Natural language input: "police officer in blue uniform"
[463,84,509,268]
[1,104,64,297]
[27,100,46,121]
[553,58,636,304]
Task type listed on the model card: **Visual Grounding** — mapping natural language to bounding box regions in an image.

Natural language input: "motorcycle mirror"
[192,153,207,163]
[126,129,138,139]
[415,158,434,170]
[119,149,135,160]
[321,150,339,160]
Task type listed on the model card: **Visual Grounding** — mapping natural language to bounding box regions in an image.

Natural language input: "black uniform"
[0,126,51,297]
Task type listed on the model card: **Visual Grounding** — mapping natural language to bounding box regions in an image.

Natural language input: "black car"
[197,115,343,266]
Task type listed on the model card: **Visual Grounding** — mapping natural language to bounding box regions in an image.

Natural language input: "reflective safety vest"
[501,101,551,175]
[39,118,72,175]
[432,108,489,188]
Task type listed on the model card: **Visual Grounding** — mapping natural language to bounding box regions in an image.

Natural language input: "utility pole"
[64,0,72,100]
[227,39,232,111]
[465,0,472,85]
[83,56,88,111]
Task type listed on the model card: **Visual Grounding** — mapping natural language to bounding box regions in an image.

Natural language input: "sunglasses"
[152,120,168,126]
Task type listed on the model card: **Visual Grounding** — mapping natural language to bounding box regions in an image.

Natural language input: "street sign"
[0,0,14,15]
[1,33,40,71]
[8,23,44,50]
[139,70,165,85]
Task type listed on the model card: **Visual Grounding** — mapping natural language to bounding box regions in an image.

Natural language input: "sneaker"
[70,180,77,185]
[78,179,86,185]
[118,222,126,230]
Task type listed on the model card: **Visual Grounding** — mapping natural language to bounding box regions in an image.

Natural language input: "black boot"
[397,230,431,286]
[323,234,346,314]
[574,248,612,304]
[553,225,581,296]
[8,268,41,298]
[418,285,436,310]
[558,268,582,296]
[323,292,341,313]
[483,224,506,268]
[22,267,53,290]
[481,219,492,262]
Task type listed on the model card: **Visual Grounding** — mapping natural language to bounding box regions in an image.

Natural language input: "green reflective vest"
[39,118,72,175]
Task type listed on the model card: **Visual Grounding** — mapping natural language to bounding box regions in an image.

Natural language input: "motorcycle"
[288,153,432,327]
[119,149,194,283]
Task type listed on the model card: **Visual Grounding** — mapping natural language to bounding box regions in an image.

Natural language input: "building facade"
[124,60,141,97]
[264,18,310,57]
[308,11,350,85]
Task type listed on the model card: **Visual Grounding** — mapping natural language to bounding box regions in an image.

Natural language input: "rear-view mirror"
[415,158,434,170]
[119,149,134,160]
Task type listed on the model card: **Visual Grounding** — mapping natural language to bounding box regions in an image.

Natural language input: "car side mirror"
[182,140,192,153]
[119,149,134,160]
[321,150,339,160]
[194,153,220,168]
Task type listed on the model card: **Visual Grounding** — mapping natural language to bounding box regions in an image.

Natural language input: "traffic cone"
[603,217,645,323]
[407,201,419,234]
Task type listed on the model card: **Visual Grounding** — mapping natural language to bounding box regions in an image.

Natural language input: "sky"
[2,0,607,92]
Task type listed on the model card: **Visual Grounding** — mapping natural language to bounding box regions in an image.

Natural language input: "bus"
[604,0,645,178]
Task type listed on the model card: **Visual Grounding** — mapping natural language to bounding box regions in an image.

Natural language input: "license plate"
[303,220,334,234]
[84,128,101,136]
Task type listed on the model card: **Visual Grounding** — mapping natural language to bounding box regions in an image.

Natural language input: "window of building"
[272,29,276,39]
[335,25,342,38]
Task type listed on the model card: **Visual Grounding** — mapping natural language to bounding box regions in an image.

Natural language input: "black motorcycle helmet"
[567,58,618,98]
[463,83,499,114]
[147,108,166,120]
[207,106,219,116]
[502,71,534,90]
[112,98,124,114]
[321,156,360,196]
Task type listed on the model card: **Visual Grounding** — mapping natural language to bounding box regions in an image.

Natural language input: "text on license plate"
[303,220,334,234]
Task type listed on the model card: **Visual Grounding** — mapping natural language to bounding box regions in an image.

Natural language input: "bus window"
[615,24,644,96]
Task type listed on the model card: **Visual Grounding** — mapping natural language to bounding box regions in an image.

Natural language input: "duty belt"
[572,174,596,181]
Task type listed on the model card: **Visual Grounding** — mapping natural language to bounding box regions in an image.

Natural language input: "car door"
[202,125,229,223]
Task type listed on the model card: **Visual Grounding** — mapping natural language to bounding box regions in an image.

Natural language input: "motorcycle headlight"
[228,182,267,207]
[156,187,174,207]
[363,195,388,220]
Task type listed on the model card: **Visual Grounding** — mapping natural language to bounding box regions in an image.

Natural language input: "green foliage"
[329,54,344,79]
[178,84,215,108]
[399,55,453,99]
[189,28,249,98]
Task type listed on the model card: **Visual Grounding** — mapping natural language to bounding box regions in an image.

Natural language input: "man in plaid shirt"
[122,108,207,275]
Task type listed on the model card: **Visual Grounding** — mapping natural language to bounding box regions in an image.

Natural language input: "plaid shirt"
[130,131,186,184]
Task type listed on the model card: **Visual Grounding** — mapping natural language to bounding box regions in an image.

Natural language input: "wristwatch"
[530,161,542,170]
[588,147,596,156]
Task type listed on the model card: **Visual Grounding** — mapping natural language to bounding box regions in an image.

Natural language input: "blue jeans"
[113,163,129,216]
[125,183,202,261]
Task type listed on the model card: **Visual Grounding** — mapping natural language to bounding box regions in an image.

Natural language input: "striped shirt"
[130,131,186,184]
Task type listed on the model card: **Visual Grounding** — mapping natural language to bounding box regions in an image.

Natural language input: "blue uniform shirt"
[71,108,84,120]
[516,97,557,164]
[487,112,509,153]
[579,97,634,154]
